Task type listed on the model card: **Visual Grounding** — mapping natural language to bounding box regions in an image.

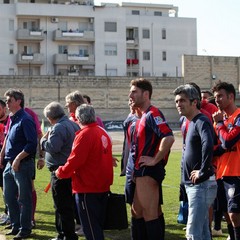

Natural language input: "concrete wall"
[183,55,240,90]
[0,76,183,123]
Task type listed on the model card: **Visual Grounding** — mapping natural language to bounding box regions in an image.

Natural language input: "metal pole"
[57,79,60,102]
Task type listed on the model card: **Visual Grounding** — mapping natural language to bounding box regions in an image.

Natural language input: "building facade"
[0,0,197,77]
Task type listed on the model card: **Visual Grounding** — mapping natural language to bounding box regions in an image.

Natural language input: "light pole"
[57,79,61,102]
[29,61,31,76]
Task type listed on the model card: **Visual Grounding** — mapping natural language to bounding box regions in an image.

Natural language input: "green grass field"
[0,152,229,239]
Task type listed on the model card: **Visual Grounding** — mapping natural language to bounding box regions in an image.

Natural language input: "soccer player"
[129,78,174,240]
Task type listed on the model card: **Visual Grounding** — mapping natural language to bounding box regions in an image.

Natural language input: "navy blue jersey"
[134,105,173,170]
[120,113,139,175]
[183,113,214,184]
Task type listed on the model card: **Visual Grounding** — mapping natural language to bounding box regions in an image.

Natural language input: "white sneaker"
[211,228,223,236]
[227,235,231,240]
[0,213,8,221]
[75,224,81,231]
[75,226,84,236]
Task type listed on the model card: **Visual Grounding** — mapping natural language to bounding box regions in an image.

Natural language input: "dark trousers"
[76,192,108,240]
[51,172,77,240]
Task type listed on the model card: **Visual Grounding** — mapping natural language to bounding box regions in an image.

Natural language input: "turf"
[0,152,229,239]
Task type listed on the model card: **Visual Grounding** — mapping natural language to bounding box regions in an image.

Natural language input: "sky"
[94,0,240,57]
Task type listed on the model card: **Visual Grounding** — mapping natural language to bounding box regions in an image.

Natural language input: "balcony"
[16,53,44,65]
[53,53,95,65]
[53,29,94,42]
[126,38,139,48]
[16,29,45,41]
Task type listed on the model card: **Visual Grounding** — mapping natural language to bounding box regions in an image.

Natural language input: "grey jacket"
[41,115,80,169]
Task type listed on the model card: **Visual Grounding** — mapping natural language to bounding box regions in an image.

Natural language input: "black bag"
[104,192,128,230]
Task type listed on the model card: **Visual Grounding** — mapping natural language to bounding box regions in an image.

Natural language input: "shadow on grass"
[35,210,55,216]
[165,223,186,240]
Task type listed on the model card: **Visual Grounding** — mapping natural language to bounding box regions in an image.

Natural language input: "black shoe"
[13,231,31,239]
[4,224,12,229]
[6,229,19,235]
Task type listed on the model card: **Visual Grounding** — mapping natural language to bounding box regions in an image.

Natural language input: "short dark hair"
[130,78,153,99]
[0,100,6,108]
[4,89,24,108]
[83,95,91,104]
[188,82,202,101]
[201,90,213,97]
[212,81,236,100]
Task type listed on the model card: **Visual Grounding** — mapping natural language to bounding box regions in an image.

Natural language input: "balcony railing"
[16,29,45,41]
[53,53,95,65]
[53,29,94,41]
[126,37,139,46]
[16,53,44,65]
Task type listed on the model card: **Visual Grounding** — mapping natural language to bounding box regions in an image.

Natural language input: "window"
[162,51,167,61]
[162,73,167,77]
[22,68,32,76]
[105,44,117,56]
[59,45,68,54]
[23,46,32,55]
[23,22,28,29]
[132,10,140,15]
[162,28,166,40]
[143,51,150,60]
[106,69,117,76]
[142,29,150,39]
[104,22,117,32]
[79,46,89,57]
[9,68,14,75]
[154,11,162,16]
[79,48,88,57]
[143,72,151,77]
[4,0,10,3]
[9,20,14,31]
[9,44,14,54]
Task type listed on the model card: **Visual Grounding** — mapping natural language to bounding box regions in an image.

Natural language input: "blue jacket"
[5,108,37,162]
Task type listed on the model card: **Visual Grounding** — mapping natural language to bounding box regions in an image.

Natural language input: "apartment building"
[0,0,197,77]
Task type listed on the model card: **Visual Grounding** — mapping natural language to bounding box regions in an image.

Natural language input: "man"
[55,104,113,240]
[201,90,214,102]
[83,94,105,128]
[0,100,10,225]
[0,89,37,239]
[40,102,79,240]
[65,91,84,124]
[120,99,141,206]
[212,81,240,240]
[65,91,85,235]
[174,84,217,240]
[24,107,45,228]
[129,78,174,240]
[177,82,218,231]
